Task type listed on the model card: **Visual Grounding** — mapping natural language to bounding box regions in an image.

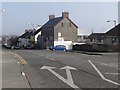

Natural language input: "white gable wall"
[35,31,41,43]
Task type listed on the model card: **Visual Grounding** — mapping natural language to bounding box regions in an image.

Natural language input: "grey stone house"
[38,12,78,49]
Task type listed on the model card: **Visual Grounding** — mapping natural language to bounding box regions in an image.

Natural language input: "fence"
[73,44,119,52]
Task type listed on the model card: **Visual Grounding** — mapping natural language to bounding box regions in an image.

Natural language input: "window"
[90,39,93,42]
[70,22,71,27]
[112,37,117,44]
[83,36,86,39]
[62,22,64,27]
[78,36,82,39]
[98,39,101,42]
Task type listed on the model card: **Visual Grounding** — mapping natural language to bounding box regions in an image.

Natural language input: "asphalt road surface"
[5,49,120,89]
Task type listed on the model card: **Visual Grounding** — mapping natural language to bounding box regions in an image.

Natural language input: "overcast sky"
[118,1,120,23]
[1,2,119,35]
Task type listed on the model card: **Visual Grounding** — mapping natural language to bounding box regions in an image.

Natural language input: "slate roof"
[87,33,105,39]
[19,31,36,38]
[19,32,31,38]
[41,17,78,29]
[105,24,120,36]
[42,17,62,28]
[34,28,42,35]
[19,16,78,38]
[19,26,42,38]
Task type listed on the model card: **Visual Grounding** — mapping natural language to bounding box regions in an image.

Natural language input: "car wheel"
[63,49,66,51]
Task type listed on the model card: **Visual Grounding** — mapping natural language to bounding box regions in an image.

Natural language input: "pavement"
[1,48,30,89]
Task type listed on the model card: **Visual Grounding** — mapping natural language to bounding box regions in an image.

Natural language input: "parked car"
[11,45,20,49]
[49,45,66,51]
[2,45,11,49]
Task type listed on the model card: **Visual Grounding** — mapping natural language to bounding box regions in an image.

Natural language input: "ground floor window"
[112,37,117,45]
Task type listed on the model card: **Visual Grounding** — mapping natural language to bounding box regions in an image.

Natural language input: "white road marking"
[101,63,107,66]
[34,53,55,61]
[61,66,77,84]
[88,60,105,79]
[21,71,26,76]
[49,58,55,61]
[101,63,118,68]
[44,56,55,61]
[105,73,120,75]
[41,55,44,56]
[88,60,120,86]
[97,56,101,57]
[46,57,49,59]
[41,66,79,88]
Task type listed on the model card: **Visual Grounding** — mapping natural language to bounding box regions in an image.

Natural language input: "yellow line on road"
[9,51,27,65]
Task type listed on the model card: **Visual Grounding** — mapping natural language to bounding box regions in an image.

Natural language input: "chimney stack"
[25,29,29,33]
[28,29,32,32]
[49,14,55,20]
[62,12,69,18]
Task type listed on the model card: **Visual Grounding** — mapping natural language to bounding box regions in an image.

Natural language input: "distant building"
[19,29,41,48]
[104,24,120,45]
[77,35,88,43]
[2,35,18,48]
[37,12,78,49]
[2,35,11,46]
[87,33,105,45]
[86,24,120,51]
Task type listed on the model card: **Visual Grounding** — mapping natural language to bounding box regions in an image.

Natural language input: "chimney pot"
[29,29,32,32]
[62,12,69,18]
[25,29,29,32]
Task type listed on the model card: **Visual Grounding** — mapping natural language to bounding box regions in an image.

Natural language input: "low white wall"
[54,41,73,50]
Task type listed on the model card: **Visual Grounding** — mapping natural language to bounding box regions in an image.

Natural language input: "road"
[3,49,120,90]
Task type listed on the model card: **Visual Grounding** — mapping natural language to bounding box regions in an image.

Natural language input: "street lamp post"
[107,20,116,26]
[1,9,6,14]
